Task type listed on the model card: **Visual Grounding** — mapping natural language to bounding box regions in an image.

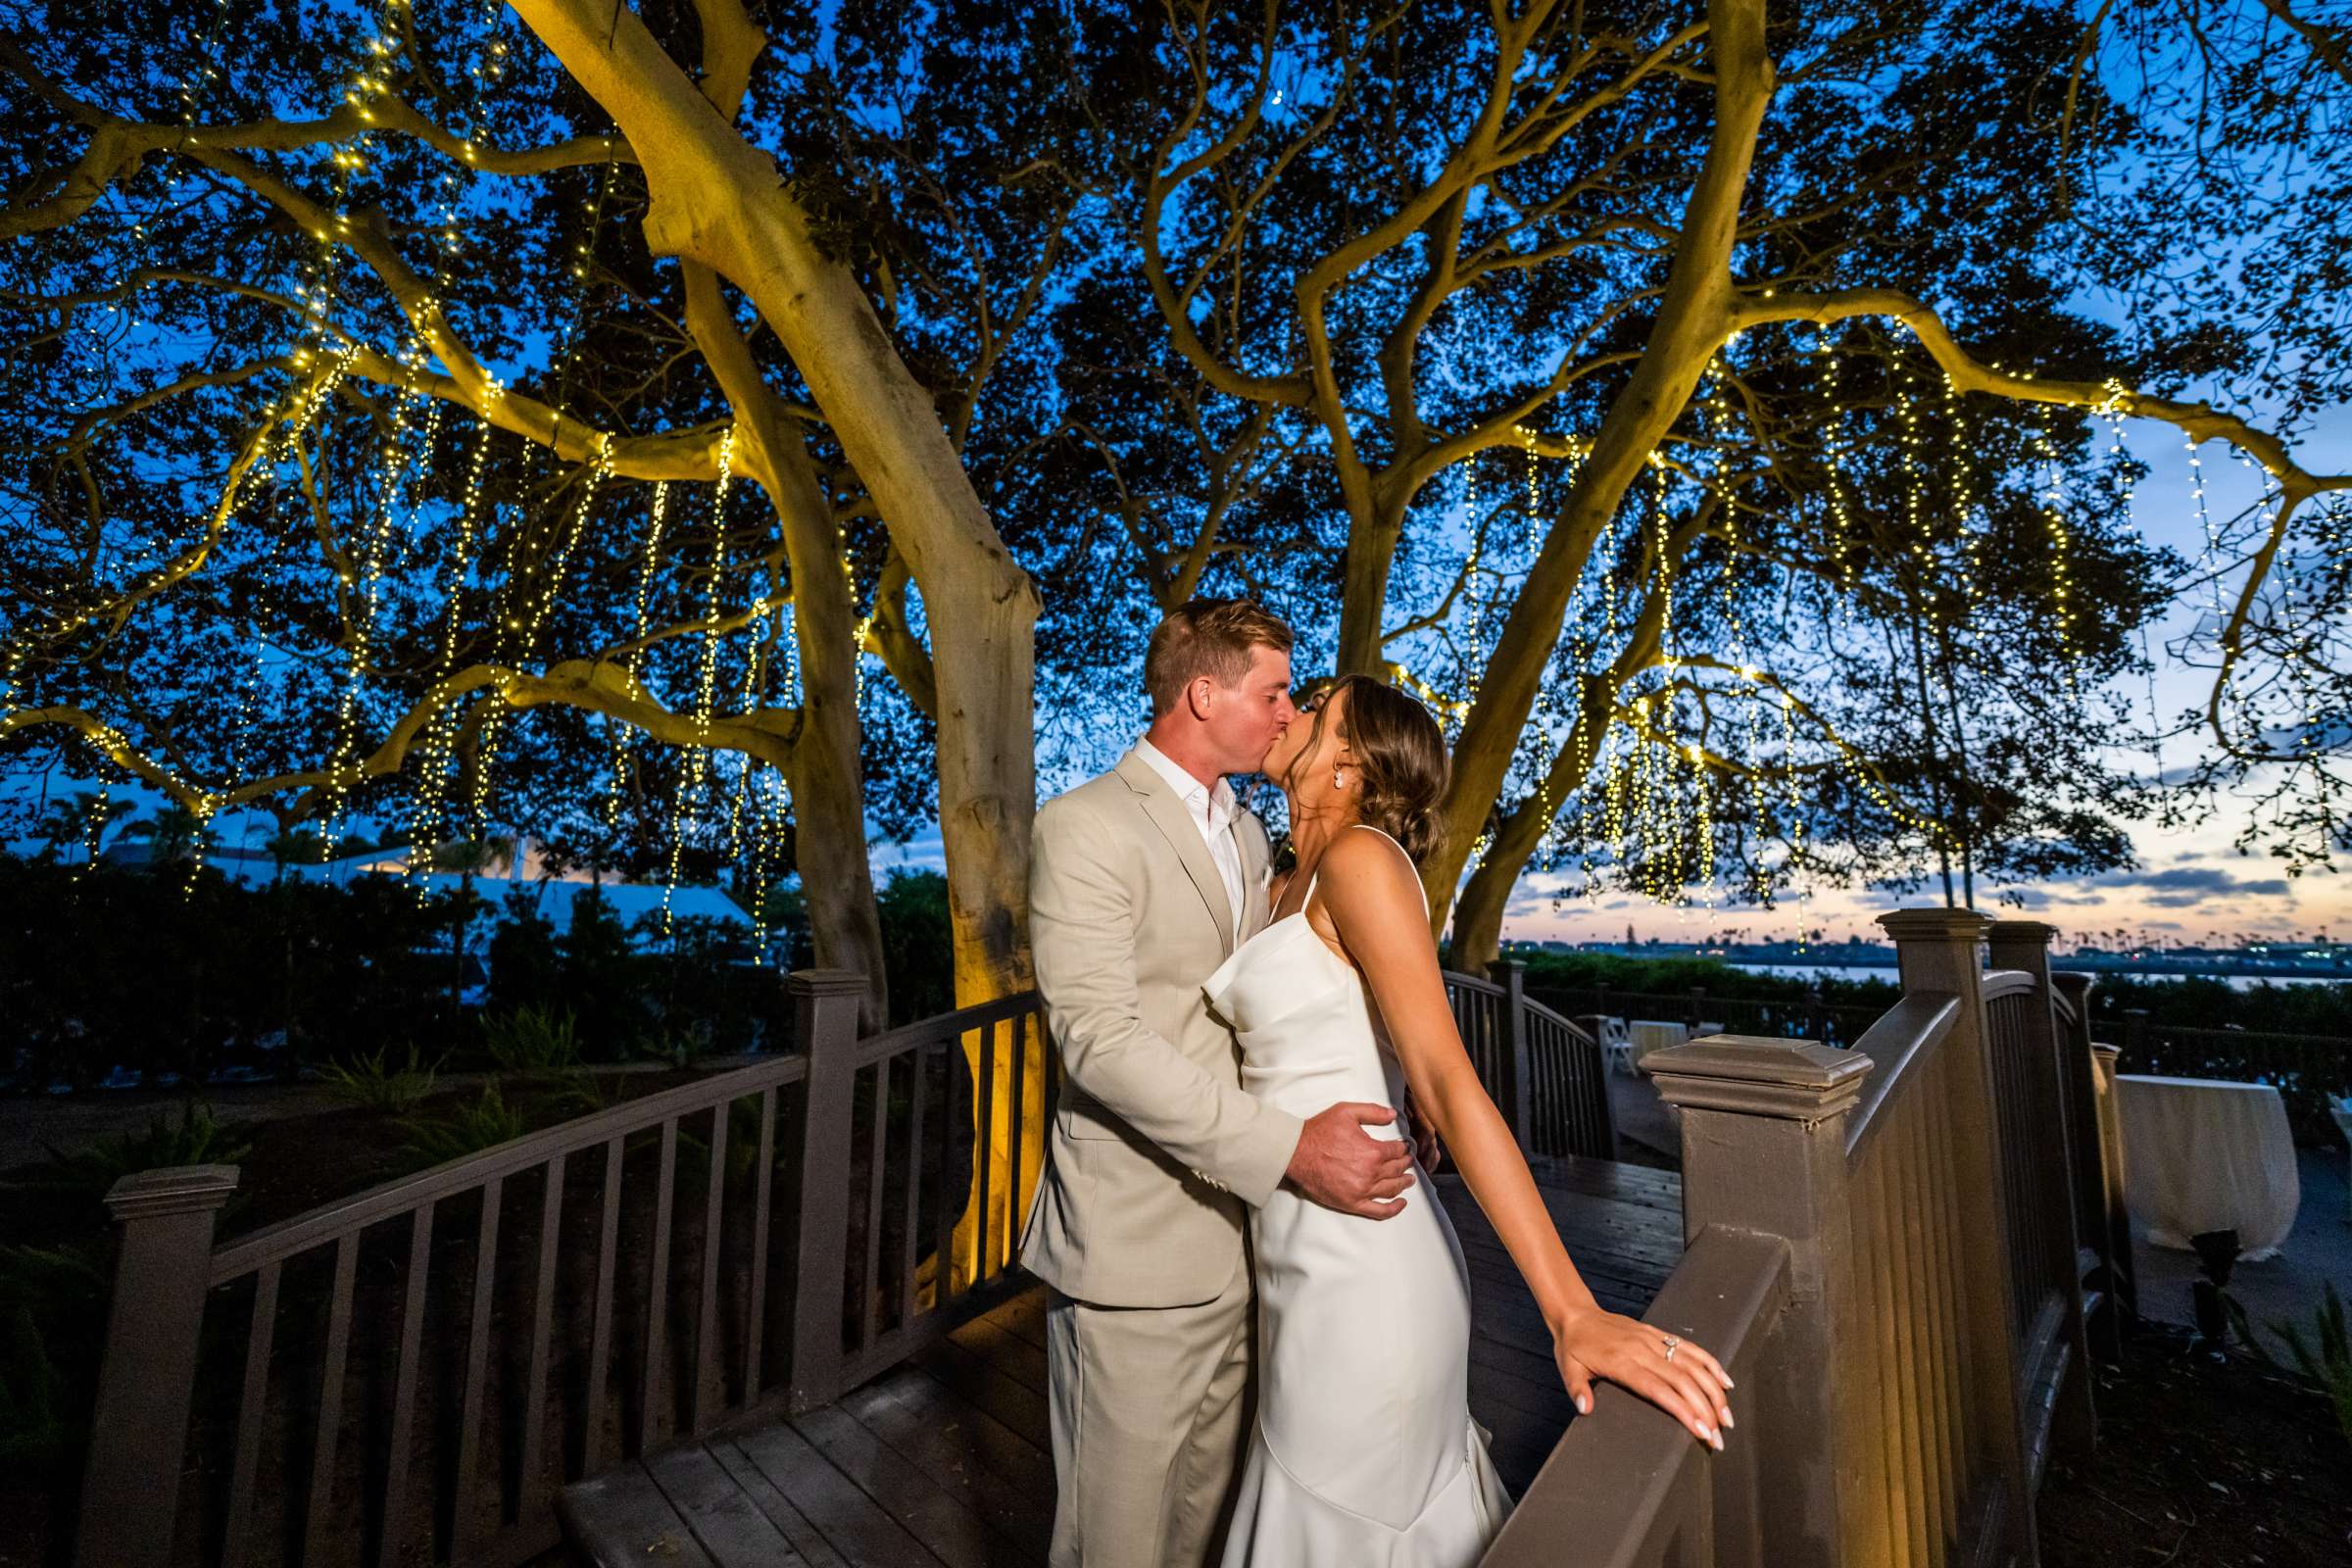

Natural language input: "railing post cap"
[1646,1036,1873,1121]
[2050,970,2094,995]
[1984,918,2056,943]
[786,968,869,999]
[1877,907,1995,942]
[104,1163,240,1221]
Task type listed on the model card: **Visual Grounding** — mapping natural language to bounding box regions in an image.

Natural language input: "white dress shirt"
[1134,737,1247,933]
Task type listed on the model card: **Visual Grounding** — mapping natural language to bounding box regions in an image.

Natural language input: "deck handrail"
[1841,991,1961,1165]
[1445,960,1615,1160]
[209,1049,816,1284]
[75,964,1570,1568]
[1489,910,2111,1568]
[1480,1227,1790,1568]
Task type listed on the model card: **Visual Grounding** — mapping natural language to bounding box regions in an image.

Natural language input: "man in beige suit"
[1019,599,1418,1567]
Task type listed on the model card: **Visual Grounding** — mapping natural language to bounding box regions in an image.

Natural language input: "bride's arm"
[1313,829,1738,1449]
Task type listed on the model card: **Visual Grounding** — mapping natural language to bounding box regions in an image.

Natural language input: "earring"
[1332,764,1346,791]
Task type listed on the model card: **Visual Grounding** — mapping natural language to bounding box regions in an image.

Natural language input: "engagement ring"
[1661,1336,1681,1362]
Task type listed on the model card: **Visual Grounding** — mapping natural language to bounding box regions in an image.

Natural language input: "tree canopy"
[2,0,2345,1002]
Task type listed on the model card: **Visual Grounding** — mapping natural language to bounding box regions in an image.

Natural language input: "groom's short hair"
[1144,598,1295,716]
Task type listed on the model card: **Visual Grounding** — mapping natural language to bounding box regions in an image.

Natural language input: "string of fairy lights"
[661,429,738,936]
[14,15,2349,959]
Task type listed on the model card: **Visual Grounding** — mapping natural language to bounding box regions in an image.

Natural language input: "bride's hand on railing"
[1552,1307,1736,1451]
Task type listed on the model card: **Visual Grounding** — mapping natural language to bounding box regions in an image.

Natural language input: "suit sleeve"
[1030,795,1303,1207]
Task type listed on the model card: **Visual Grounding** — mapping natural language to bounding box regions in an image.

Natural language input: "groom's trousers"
[1044,1249,1253,1567]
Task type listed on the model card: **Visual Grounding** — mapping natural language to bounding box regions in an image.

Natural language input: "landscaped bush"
[0,1242,106,1468]
[0,855,803,1091]
[6,1104,254,1218]
[397,1083,532,1169]
[879,869,955,1025]
[317,1046,441,1114]
[1505,949,1901,1009]
[2231,1283,2352,1445]
[478,1005,582,1076]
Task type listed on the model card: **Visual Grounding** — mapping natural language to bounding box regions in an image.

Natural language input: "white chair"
[1597,1016,1636,1076]
[1628,1019,1690,1075]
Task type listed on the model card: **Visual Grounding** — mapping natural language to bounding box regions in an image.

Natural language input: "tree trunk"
[1420,0,1776,918]
[1335,494,1408,677]
[510,0,1041,1287]
[509,0,1038,1001]
[1448,674,1616,972]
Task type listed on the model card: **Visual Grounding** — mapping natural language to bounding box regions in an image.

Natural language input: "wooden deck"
[560,1153,1683,1567]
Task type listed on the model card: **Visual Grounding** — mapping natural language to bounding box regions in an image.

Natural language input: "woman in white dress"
[1206,676,1739,1567]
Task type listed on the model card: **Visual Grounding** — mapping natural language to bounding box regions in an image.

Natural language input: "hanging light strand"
[662,429,739,939]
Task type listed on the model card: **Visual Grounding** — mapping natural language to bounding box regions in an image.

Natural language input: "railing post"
[786,968,866,1412]
[2052,971,2120,1361]
[1571,1012,1620,1157]
[1689,985,1706,1028]
[2088,1043,2138,1331]
[74,1163,240,1568]
[1805,987,1825,1044]
[1645,1036,1874,1564]
[1988,923,2098,1465]
[1498,959,1533,1144]
[1880,907,2041,1568]
[2124,1006,2148,1064]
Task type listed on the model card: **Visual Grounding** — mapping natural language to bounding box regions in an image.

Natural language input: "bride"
[1206,674,1739,1566]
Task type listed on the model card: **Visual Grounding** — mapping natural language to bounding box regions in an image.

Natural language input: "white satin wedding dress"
[1203,825,1513,1567]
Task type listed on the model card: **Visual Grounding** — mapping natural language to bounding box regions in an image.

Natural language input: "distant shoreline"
[1518,945,2352,985]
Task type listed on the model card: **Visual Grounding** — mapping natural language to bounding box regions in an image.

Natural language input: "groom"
[1019,597,1420,1566]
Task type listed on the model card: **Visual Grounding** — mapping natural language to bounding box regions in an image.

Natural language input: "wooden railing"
[2052,972,2137,1354]
[1486,910,2112,1568]
[74,965,1579,1568]
[2108,1012,2349,1146]
[71,972,1050,1568]
[1446,960,1616,1160]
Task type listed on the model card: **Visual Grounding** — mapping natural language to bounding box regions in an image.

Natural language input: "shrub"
[2230,1282,2352,1444]
[637,1020,715,1069]
[0,1242,108,1467]
[479,1004,580,1075]
[318,1045,440,1114]
[397,1083,530,1169]
[11,1104,254,1213]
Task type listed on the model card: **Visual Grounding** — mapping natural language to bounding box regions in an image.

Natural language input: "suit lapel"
[1237,813,1271,942]
[1114,750,1238,955]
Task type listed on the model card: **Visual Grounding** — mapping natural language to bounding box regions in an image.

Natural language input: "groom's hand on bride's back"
[1285,1102,1416,1218]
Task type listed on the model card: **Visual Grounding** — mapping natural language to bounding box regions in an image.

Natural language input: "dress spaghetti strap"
[1302,822,1430,918]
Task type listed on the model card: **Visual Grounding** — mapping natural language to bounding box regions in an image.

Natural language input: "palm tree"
[428,836,519,878]
[122,804,215,866]
[264,827,325,886]
[35,790,135,864]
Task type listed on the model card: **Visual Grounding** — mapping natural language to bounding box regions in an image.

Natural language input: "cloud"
[2050,864,2293,905]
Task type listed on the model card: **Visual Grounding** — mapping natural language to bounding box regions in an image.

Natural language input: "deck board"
[561,1153,1680,1565]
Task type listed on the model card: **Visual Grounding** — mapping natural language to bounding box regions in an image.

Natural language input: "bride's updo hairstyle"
[1321,674,1450,863]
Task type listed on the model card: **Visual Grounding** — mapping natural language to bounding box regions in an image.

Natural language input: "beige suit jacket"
[1017,749,1305,1307]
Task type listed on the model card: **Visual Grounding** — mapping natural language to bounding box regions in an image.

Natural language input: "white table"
[2332,1100,2352,1223]
[2115,1074,2300,1261]
[1628,1019,1690,1075]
